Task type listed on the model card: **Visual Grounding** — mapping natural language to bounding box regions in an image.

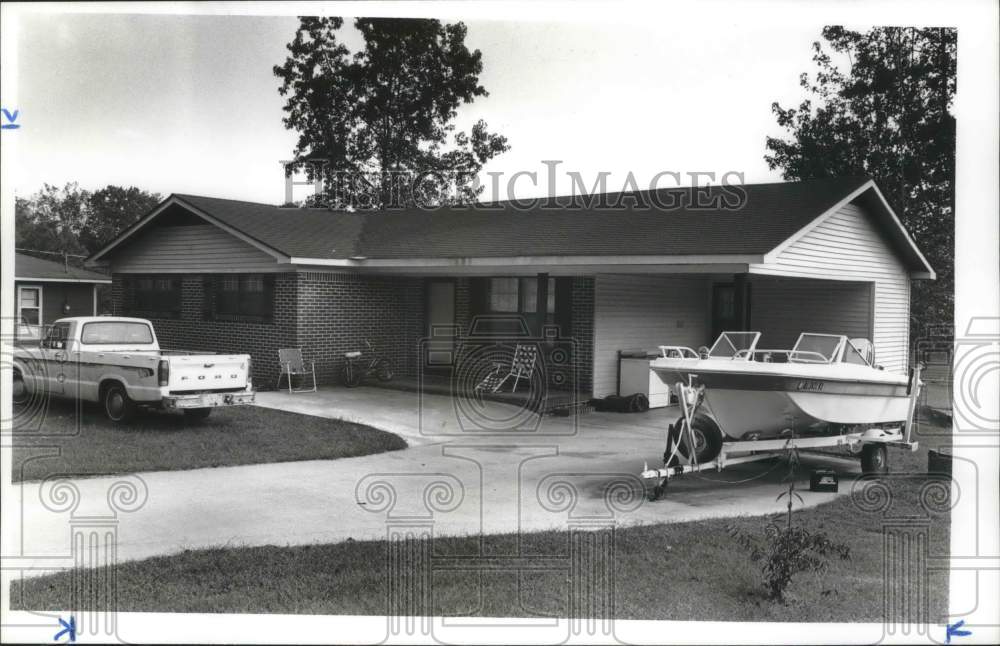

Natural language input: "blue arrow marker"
[53,616,76,642]
[946,619,971,644]
[1,108,19,129]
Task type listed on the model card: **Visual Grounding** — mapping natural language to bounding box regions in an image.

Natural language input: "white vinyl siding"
[110,224,282,273]
[750,201,911,373]
[750,277,873,349]
[592,274,710,397]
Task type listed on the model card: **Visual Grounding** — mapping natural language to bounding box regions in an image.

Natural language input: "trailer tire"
[861,444,889,474]
[667,415,723,464]
[690,416,724,463]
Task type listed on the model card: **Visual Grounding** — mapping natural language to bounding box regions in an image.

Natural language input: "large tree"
[765,26,955,341]
[274,17,509,209]
[15,183,161,261]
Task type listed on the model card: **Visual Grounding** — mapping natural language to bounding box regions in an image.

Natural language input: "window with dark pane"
[212,274,273,321]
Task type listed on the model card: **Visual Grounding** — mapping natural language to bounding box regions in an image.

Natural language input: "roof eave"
[286,253,765,268]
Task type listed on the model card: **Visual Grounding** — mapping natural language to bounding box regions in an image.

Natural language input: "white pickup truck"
[12,316,255,423]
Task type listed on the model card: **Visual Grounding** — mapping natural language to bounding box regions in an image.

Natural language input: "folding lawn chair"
[277,348,317,393]
[475,344,539,394]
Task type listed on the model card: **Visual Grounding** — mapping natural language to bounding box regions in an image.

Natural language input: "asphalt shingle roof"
[169,176,873,261]
[15,252,110,282]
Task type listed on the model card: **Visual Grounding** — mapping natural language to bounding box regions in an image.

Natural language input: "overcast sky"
[10,10,830,204]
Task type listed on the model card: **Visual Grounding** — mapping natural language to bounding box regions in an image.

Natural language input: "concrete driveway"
[9,386,862,575]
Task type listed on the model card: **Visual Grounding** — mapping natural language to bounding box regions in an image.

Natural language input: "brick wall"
[570,277,595,394]
[112,274,297,387]
[112,271,596,393]
[293,272,425,384]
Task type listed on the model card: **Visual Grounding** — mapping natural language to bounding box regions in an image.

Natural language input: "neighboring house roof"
[87,176,935,277]
[15,252,111,283]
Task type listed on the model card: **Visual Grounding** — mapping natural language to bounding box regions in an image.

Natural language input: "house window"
[488,278,519,312]
[17,286,43,340]
[211,274,273,321]
[18,286,41,325]
[520,278,556,314]
[487,277,556,315]
[130,276,181,318]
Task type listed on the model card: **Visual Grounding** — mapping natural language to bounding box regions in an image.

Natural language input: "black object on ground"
[928,449,953,475]
[809,468,839,492]
[591,393,649,413]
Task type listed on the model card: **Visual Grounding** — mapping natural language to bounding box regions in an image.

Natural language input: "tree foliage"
[765,27,956,339]
[15,183,161,262]
[274,17,509,209]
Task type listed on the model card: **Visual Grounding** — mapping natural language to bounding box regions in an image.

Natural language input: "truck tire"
[12,369,30,406]
[183,408,212,421]
[103,383,137,424]
[861,444,889,475]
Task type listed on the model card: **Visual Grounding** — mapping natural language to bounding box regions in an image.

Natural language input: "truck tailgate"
[168,354,248,392]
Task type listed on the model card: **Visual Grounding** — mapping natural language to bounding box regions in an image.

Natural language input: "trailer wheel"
[690,415,724,463]
[861,444,889,474]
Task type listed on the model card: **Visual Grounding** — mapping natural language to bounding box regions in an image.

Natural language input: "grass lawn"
[10,417,952,622]
[11,399,407,483]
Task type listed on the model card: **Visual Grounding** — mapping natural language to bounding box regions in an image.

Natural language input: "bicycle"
[342,338,394,387]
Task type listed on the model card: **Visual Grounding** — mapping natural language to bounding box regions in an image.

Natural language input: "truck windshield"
[81,322,154,345]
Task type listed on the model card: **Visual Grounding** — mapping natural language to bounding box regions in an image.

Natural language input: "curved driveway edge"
[11,387,860,575]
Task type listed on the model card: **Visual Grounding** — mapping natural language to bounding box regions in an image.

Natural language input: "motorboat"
[651,331,917,441]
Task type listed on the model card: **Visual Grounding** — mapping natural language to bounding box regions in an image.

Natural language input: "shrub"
[728,449,851,602]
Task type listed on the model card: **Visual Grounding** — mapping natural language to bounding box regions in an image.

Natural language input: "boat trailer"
[641,365,924,501]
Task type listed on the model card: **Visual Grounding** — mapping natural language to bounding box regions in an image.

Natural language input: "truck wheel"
[183,408,212,421]
[12,370,30,406]
[104,383,137,424]
[861,444,889,475]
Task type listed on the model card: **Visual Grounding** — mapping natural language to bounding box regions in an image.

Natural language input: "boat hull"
[651,363,911,439]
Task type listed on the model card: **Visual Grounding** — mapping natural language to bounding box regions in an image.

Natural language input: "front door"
[425,280,456,372]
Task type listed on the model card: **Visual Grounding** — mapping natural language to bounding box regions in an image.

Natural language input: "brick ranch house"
[86,176,934,399]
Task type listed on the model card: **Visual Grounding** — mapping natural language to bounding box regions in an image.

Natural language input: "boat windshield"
[790,333,843,363]
[842,339,873,366]
[708,331,761,358]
